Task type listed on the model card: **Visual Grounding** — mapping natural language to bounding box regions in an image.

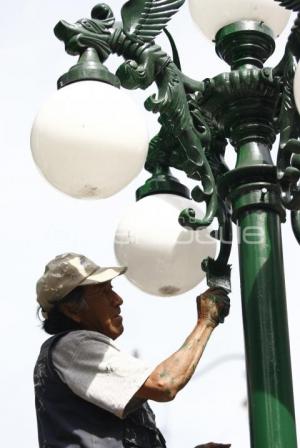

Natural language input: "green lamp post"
[31,0,300,446]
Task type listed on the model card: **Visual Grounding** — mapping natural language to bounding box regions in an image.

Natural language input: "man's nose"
[112,292,123,306]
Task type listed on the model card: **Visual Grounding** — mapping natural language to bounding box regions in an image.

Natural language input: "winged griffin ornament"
[55,0,219,234]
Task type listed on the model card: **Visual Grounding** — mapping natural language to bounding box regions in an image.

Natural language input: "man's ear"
[59,303,82,323]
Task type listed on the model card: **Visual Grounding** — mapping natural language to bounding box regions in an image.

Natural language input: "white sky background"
[0,1,299,447]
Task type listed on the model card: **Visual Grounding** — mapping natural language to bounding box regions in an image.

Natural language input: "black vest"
[34,332,166,448]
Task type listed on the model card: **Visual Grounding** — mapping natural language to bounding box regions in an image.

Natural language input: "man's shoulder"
[55,330,116,352]
[52,330,119,371]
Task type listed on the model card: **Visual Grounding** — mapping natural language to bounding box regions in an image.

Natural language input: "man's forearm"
[136,289,229,402]
[148,320,214,400]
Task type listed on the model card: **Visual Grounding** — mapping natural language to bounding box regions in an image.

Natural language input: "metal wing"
[121,0,185,42]
[274,0,300,11]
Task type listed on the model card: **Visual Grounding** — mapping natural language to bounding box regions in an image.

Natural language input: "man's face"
[69,281,124,339]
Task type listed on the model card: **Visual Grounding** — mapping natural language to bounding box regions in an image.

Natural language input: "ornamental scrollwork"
[277,49,300,210]
[54,1,218,231]
[54,4,115,61]
[53,0,300,277]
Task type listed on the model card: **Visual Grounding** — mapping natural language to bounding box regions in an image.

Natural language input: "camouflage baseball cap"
[36,253,127,312]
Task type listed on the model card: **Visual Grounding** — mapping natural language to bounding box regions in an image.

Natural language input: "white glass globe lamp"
[31,80,148,199]
[114,194,217,297]
[189,0,291,40]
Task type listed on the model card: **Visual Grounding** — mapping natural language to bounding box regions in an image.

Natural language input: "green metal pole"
[238,207,297,447]
[211,20,299,446]
[225,140,298,447]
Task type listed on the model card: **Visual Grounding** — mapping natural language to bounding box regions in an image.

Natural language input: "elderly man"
[34,253,230,448]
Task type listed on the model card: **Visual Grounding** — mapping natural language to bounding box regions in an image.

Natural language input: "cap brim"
[80,266,127,286]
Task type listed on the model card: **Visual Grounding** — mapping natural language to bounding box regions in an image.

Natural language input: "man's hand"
[197,287,230,328]
[194,443,231,448]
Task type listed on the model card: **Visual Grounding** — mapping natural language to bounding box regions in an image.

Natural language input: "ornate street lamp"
[30,0,300,446]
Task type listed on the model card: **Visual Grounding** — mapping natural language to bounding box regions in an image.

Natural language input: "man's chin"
[112,324,124,340]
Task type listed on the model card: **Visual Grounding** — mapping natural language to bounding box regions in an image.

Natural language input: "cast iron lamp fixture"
[114,192,217,296]
[31,48,149,199]
[30,0,300,446]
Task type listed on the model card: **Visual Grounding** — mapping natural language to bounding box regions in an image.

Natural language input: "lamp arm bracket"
[201,198,233,293]
[187,94,229,177]
[277,48,300,210]
[53,1,203,94]
[140,62,218,229]
[116,1,219,230]
[55,2,218,229]
[148,63,218,229]
[181,74,205,94]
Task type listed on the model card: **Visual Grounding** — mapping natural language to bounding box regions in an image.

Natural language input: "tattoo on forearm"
[159,370,170,379]
[155,325,213,397]
[180,340,194,350]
